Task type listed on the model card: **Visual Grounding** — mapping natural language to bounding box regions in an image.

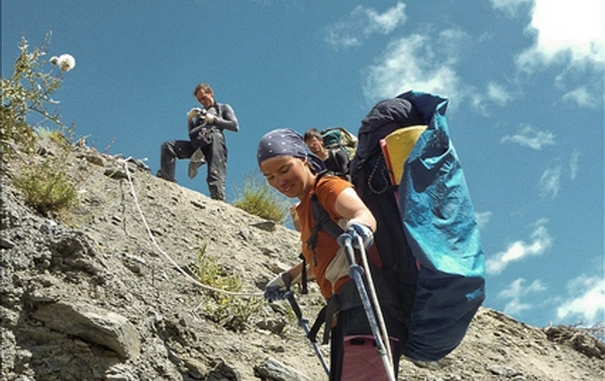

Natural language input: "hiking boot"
[188,148,206,179]
[156,169,176,183]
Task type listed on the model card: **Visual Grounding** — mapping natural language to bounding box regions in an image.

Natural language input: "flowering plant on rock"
[1,33,76,158]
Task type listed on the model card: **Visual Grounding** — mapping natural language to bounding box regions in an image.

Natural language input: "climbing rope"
[120,160,262,298]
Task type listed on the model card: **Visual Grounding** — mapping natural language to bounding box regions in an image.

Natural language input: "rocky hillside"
[1,137,604,381]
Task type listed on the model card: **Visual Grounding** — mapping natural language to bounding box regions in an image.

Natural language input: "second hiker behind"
[304,128,350,179]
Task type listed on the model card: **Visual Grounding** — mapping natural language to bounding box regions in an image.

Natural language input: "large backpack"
[346,91,486,362]
[320,127,358,160]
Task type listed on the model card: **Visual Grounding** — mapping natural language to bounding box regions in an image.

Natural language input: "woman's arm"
[333,187,376,231]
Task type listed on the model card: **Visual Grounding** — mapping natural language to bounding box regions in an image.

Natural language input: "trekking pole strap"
[307,305,327,343]
[298,253,309,294]
[308,296,342,345]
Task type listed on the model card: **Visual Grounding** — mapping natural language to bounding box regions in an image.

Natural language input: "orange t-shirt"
[297,175,352,299]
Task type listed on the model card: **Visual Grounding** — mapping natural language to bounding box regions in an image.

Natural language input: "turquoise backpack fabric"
[397,91,485,361]
[350,90,486,361]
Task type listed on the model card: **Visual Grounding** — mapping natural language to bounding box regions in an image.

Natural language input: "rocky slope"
[1,138,604,381]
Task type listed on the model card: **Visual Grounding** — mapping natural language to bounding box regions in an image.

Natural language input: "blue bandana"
[257,128,325,173]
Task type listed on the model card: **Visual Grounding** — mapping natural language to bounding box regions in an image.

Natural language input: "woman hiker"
[257,128,404,380]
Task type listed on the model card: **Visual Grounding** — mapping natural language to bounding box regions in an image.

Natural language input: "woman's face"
[260,155,312,199]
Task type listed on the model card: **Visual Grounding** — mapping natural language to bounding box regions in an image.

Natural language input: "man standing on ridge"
[157,83,239,201]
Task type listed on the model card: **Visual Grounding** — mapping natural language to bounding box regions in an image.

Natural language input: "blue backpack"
[347,91,486,362]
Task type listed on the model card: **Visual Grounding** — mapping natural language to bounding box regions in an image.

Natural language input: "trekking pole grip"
[340,235,365,276]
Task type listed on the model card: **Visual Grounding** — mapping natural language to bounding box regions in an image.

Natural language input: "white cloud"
[516,0,605,70]
[486,219,553,275]
[503,299,532,315]
[475,211,493,230]
[499,278,547,315]
[538,165,562,200]
[488,0,533,16]
[362,2,407,35]
[562,86,598,108]
[487,82,513,106]
[469,94,484,112]
[557,275,605,325]
[326,2,407,49]
[363,30,467,102]
[569,149,580,180]
[501,125,556,150]
[497,0,605,108]
[470,81,517,116]
[499,278,547,298]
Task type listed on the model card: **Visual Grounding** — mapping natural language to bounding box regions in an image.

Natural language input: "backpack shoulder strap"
[311,192,343,239]
[305,172,344,265]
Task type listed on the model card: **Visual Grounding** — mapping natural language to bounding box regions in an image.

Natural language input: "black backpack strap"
[305,173,345,266]
[311,193,344,239]
[307,304,327,343]
[307,281,362,345]
[307,294,341,345]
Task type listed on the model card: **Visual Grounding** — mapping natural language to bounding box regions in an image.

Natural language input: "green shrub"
[12,159,78,216]
[233,173,289,223]
[196,244,242,293]
[195,244,263,332]
[201,294,263,333]
[36,126,72,147]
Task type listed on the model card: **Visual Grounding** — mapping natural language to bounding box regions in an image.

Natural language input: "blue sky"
[3,0,603,329]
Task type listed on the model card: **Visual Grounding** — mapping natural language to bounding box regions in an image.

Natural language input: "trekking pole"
[356,236,394,364]
[285,292,331,377]
[340,236,397,381]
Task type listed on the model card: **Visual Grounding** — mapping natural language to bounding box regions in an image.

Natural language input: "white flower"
[57,54,76,72]
[49,56,59,65]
